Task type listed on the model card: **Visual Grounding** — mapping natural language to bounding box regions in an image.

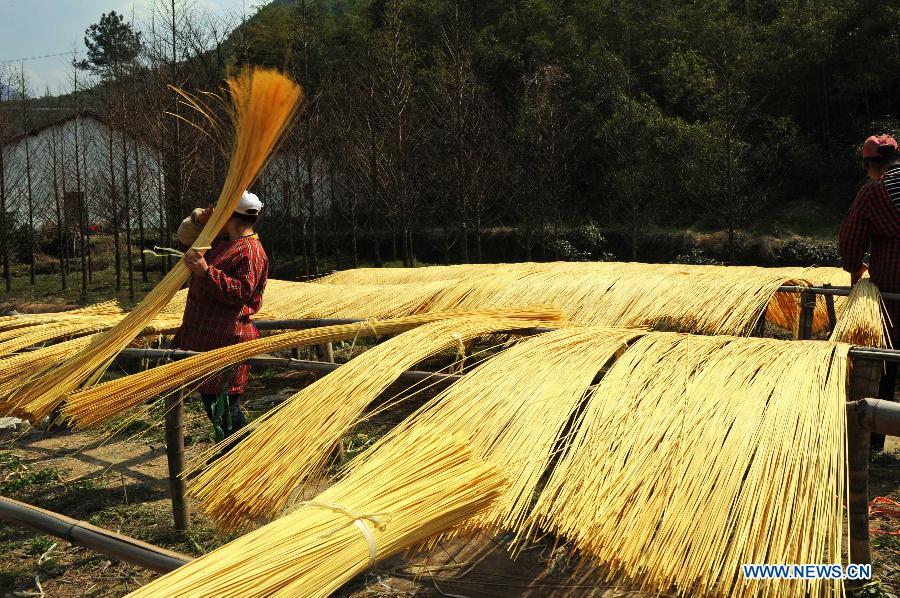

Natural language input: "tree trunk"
[23,130,35,286]
[459,206,469,264]
[51,127,66,290]
[157,150,168,276]
[107,128,121,292]
[72,69,87,301]
[121,130,135,303]
[442,224,451,266]
[350,195,358,268]
[306,177,317,274]
[0,76,8,292]
[474,205,482,263]
[134,138,147,282]
[405,226,414,268]
[283,179,294,258]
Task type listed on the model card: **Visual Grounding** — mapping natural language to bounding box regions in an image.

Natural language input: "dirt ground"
[0,371,899,597]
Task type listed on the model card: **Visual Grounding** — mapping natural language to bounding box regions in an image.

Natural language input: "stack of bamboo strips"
[529,332,849,597]
[418,264,803,336]
[187,311,561,530]
[830,278,889,347]
[320,262,851,335]
[64,307,560,427]
[355,326,644,539]
[0,299,122,331]
[127,431,506,598]
[256,280,454,320]
[4,68,302,423]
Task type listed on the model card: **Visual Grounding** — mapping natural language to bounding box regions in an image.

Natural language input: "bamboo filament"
[6,68,302,423]
[355,326,644,539]
[64,307,559,427]
[530,332,849,597]
[127,432,506,598]
[829,278,889,347]
[187,313,560,530]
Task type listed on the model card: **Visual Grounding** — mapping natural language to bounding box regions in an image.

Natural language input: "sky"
[0,0,258,95]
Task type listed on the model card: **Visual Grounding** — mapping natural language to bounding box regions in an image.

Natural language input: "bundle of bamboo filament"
[530,332,849,597]
[6,68,302,423]
[355,326,644,540]
[187,312,561,530]
[127,431,506,598]
[0,336,95,413]
[64,307,559,427]
[0,299,122,332]
[830,278,889,347]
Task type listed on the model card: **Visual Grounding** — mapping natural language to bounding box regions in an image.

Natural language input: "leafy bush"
[775,237,839,266]
[548,237,592,261]
[672,247,723,265]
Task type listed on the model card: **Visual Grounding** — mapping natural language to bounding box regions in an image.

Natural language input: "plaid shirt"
[839,167,900,343]
[173,234,268,394]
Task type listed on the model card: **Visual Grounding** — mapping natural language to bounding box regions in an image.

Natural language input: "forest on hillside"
[0,0,898,299]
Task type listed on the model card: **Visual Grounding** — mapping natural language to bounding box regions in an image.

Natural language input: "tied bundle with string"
[8,68,302,423]
[126,430,506,598]
[830,278,890,347]
[529,332,850,597]
[64,307,559,427]
[187,313,561,530]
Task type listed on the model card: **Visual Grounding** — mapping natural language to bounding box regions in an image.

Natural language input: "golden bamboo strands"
[6,68,302,424]
[187,312,560,530]
[830,278,889,347]
[65,307,558,428]
[530,332,849,597]
[0,336,95,414]
[319,262,853,335]
[0,321,109,358]
[256,280,453,319]
[127,431,506,598]
[418,265,800,336]
[355,327,644,540]
[0,324,179,418]
[0,299,123,332]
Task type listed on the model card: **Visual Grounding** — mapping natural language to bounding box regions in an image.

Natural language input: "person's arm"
[176,207,213,249]
[199,250,264,306]
[838,186,873,284]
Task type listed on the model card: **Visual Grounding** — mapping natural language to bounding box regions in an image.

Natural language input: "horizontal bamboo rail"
[116,348,464,388]
[779,284,900,302]
[0,495,192,572]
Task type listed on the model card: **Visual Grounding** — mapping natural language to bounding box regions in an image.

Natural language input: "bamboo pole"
[118,348,462,388]
[164,388,189,531]
[798,289,816,340]
[823,283,838,333]
[0,495,191,572]
[851,398,900,437]
[846,358,882,569]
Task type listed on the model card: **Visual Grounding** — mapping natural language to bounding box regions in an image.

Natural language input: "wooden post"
[823,283,838,334]
[164,388,189,531]
[846,358,882,570]
[316,342,335,363]
[798,289,816,340]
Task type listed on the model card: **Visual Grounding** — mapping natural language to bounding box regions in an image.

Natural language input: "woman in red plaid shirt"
[174,191,269,441]
[838,134,900,451]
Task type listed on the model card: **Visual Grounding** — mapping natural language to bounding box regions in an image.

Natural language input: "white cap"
[235,191,263,215]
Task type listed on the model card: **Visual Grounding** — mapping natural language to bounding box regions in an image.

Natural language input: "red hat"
[863,134,898,159]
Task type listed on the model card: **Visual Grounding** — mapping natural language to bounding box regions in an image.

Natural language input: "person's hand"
[197,205,214,225]
[851,263,868,285]
[184,249,208,276]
